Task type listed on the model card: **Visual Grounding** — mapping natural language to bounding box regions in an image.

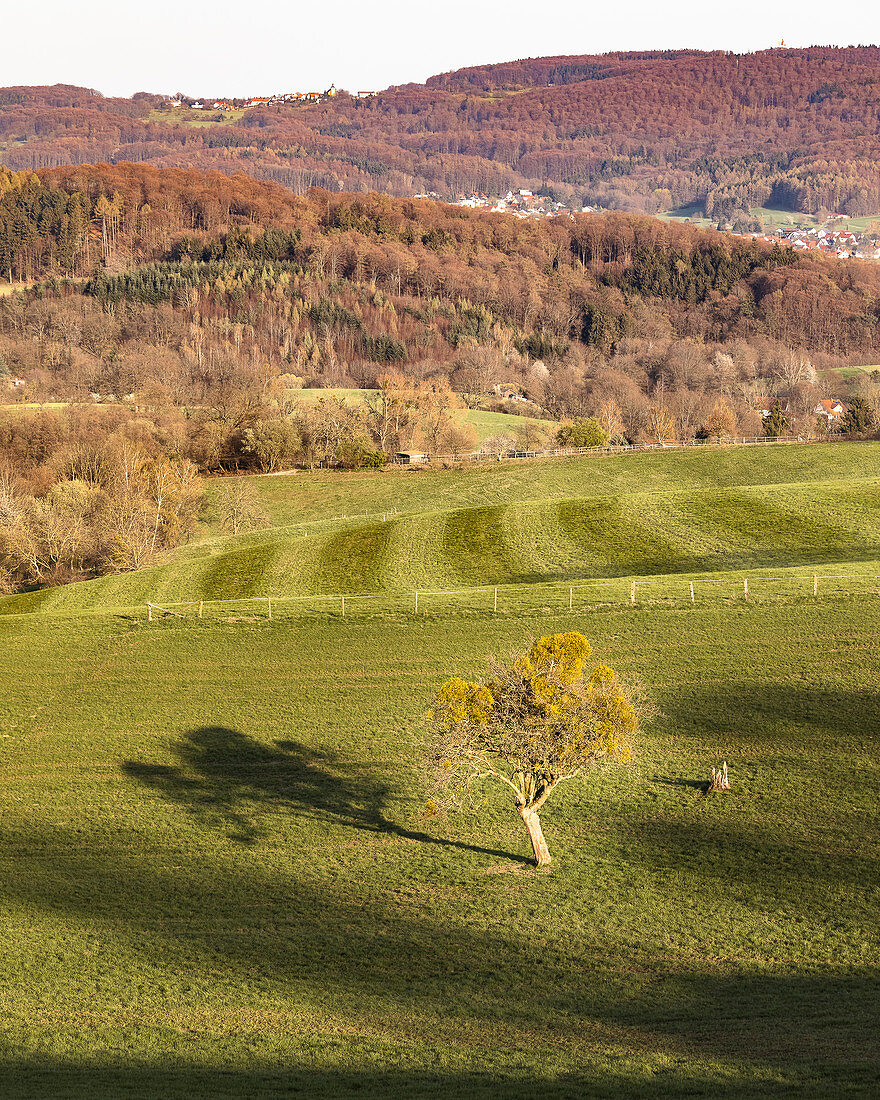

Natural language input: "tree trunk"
[519,805,551,866]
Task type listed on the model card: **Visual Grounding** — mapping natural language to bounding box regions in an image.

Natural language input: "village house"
[492,382,525,401]
[815,398,846,425]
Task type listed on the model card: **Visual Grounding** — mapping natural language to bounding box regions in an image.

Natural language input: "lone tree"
[840,395,875,435]
[429,632,645,867]
[216,478,269,535]
[556,417,609,449]
[763,400,789,439]
[700,400,737,442]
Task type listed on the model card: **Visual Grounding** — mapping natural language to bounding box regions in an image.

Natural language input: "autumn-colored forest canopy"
[4,48,880,217]
[3,160,880,425]
[3,160,880,372]
[4,160,880,591]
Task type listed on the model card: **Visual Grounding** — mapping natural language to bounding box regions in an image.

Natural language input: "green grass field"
[0,599,878,1096]
[147,108,247,127]
[287,388,554,444]
[748,206,818,229]
[827,214,880,234]
[661,206,815,230]
[3,442,879,616]
[661,205,880,235]
[817,363,880,382]
[1,440,878,1096]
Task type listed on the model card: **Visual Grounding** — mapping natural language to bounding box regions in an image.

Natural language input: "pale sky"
[2,0,874,98]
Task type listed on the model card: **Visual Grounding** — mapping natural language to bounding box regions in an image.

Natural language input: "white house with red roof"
[815,398,846,424]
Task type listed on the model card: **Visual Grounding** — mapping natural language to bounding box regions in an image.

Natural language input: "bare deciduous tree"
[216,478,269,536]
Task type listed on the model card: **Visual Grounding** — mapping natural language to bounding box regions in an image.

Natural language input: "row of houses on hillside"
[749,223,880,260]
[450,190,580,219]
[167,86,377,111]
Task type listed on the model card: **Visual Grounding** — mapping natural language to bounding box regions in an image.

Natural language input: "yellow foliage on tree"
[647,404,676,444]
[430,632,649,866]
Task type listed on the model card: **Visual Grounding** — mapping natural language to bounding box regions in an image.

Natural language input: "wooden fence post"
[493,587,498,613]
[569,587,573,611]
[198,601,203,619]
[689,581,695,604]
[267,598,272,621]
[813,575,818,598]
[630,580,635,606]
[414,591,419,613]
[147,603,152,622]
[341,596,345,617]
[744,578,749,600]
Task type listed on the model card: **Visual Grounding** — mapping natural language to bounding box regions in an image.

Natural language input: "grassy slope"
[660,206,880,233]
[288,387,554,443]
[3,443,880,615]
[248,442,880,524]
[463,407,555,442]
[147,108,247,127]
[0,600,877,1097]
[818,364,880,381]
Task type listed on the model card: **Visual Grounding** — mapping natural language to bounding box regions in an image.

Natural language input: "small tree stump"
[709,761,730,792]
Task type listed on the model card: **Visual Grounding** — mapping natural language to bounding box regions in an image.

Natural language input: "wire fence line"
[390,434,831,466]
[252,433,843,478]
[145,570,880,622]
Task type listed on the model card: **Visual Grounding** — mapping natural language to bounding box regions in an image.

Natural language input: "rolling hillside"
[1,437,878,1096]
[3,442,879,615]
[6,48,880,216]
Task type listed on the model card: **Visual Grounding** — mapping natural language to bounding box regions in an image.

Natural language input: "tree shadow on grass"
[124,725,528,863]
[0,1051,853,1100]
[636,681,880,911]
[657,680,880,745]
[651,776,709,793]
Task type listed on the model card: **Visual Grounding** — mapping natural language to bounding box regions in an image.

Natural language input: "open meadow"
[288,388,555,444]
[0,442,878,1097]
[4,441,880,616]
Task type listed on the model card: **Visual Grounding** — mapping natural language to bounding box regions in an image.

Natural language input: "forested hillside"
[4,48,880,217]
[4,162,880,419]
[3,162,880,593]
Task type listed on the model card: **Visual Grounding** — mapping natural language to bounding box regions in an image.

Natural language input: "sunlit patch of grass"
[6,445,880,617]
